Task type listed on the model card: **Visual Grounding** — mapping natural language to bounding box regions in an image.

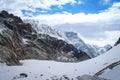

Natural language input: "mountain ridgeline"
[24,19,112,58]
[0,10,90,65]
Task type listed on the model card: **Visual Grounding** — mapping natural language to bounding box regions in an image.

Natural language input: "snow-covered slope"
[98,61,120,80]
[0,44,120,80]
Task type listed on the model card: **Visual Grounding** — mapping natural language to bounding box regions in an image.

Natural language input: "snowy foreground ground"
[0,44,120,80]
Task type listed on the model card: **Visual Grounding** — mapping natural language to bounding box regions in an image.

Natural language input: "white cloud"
[80,31,120,47]
[27,0,76,9]
[0,0,76,17]
[26,2,120,26]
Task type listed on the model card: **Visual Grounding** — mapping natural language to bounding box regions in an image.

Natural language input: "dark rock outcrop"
[0,29,24,65]
[114,37,120,46]
[23,34,90,61]
[50,75,107,80]
[76,75,107,80]
[0,10,27,65]
[0,10,90,65]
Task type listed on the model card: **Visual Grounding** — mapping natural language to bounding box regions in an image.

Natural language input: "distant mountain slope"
[64,32,95,58]
[24,19,112,58]
[87,44,112,56]
[64,32,112,58]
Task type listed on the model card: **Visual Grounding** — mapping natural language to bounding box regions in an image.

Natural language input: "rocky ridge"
[114,37,120,46]
[24,19,112,58]
[0,10,90,65]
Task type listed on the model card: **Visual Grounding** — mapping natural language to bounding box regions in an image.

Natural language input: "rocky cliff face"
[0,10,90,65]
[0,10,28,65]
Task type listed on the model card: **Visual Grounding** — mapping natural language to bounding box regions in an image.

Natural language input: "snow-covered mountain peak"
[64,32,85,45]
[24,19,112,58]
[64,31,95,58]
[24,19,64,40]
[64,31,112,58]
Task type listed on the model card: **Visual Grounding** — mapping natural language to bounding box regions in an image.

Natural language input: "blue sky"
[21,0,120,17]
[0,0,120,46]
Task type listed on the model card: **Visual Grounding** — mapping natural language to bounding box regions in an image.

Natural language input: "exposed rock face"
[1,12,33,36]
[0,10,90,65]
[0,29,24,65]
[0,10,27,65]
[23,34,90,61]
[76,75,107,80]
[49,75,107,80]
[114,37,120,46]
